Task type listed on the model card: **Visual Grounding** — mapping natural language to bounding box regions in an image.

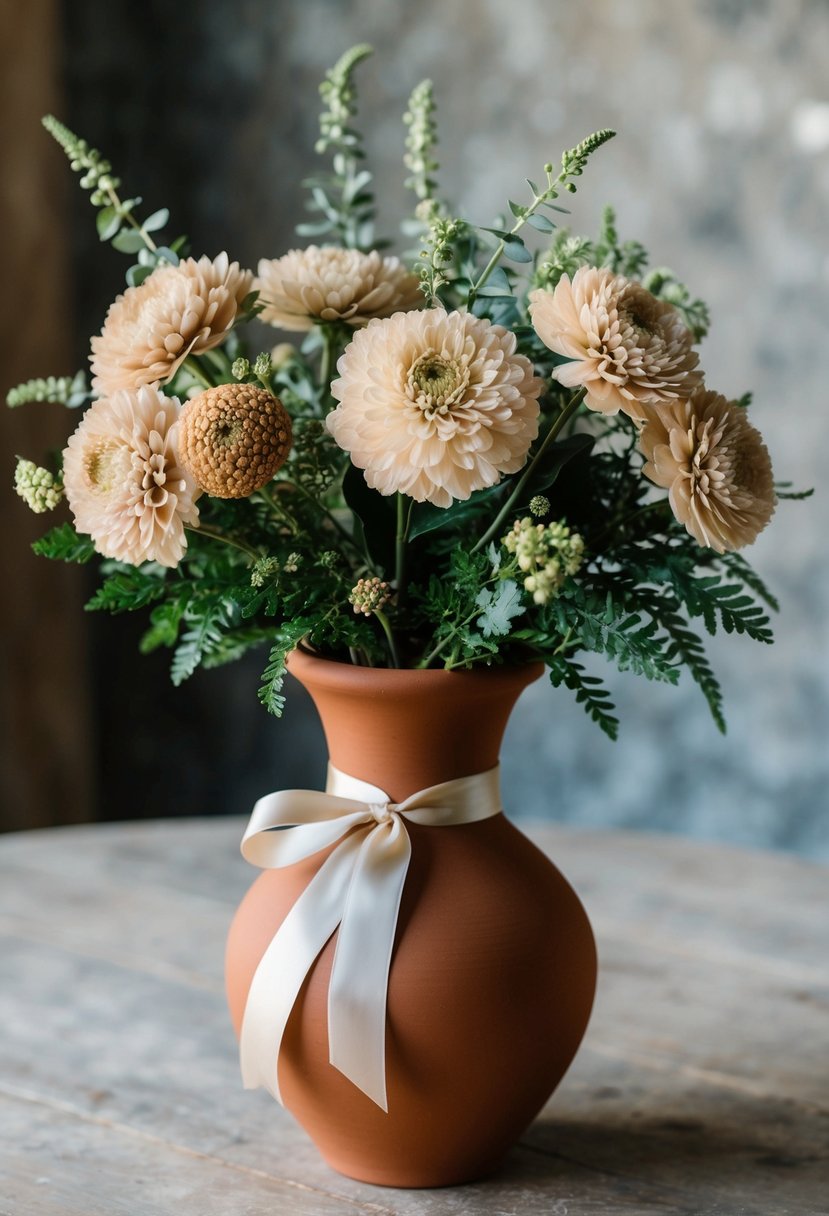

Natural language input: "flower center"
[84,439,130,495]
[213,417,244,448]
[408,351,467,415]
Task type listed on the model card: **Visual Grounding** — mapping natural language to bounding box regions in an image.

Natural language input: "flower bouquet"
[9,44,800,1187]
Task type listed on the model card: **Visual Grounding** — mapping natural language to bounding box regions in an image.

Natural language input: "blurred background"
[2,0,827,856]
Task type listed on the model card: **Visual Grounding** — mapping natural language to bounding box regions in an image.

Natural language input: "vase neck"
[287,650,543,802]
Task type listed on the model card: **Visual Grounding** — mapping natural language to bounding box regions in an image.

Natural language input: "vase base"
[320,1150,506,1190]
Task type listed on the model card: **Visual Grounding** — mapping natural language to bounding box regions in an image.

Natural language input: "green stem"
[106,186,158,253]
[286,479,362,555]
[473,388,585,554]
[374,609,401,669]
[416,607,478,670]
[467,165,559,308]
[395,494,413,606]
[183,356,215,391]
[186,524,258,561]
[318,325,338,410]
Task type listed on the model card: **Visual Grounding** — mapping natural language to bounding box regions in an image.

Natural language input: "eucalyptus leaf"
[111,228,146,254]
[296,221,334,237]
[502,236,533,263]
[525,211,555,233]
[142,208,169,233]
[126,263,154,288]
[96,206,121,242]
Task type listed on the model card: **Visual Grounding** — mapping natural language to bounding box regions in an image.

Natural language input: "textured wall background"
[14,0,826,853]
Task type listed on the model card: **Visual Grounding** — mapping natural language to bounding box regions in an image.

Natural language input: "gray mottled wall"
[60,0,828,855]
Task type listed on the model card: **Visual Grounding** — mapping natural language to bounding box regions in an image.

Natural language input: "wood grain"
[1,820,827,1214]
[0,0,94,833]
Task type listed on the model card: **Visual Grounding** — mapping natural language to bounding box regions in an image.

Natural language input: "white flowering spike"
[14,459,64,514]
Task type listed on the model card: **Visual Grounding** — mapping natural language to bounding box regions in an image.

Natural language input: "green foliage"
[170,599,236,686]
[258,618,316,716]
[42,114,183,287]
[85,567,168,614]
[32,524,95,563]
[643,267,710,341]
[547,656,619,740]
[475,579,524,638]
[20,73,795,743]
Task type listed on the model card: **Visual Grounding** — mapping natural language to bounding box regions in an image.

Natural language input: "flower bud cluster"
[14,459,63,514]
[250,552,301,587]
[503,517,585,605]
[349,576,391,617]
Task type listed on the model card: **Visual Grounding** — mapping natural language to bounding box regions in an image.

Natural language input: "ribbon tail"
[239,831,364,1103]
[327,819,412,1112]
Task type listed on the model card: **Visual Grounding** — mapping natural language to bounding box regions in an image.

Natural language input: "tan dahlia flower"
[639,389,775,552]
[529,266,702,420]
[327,308,543,507]
[256,246,422,332]
[62,386,200,568]
[177,383,292,498]
[90,253,253,396]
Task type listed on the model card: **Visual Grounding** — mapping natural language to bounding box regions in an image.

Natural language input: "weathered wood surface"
[1,820,827,1215]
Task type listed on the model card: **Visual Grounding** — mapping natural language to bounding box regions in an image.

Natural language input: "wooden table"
[1,819,826,1216]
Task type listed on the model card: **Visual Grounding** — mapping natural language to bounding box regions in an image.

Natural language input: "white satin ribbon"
[238,762,502,1112]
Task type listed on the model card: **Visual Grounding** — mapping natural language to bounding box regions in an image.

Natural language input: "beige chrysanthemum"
[639,388,775,552]
[529,266,702,420]
[327,308,543,508]
[90,253,253,396]
[256,246,422,332]
[177,383,292,498]
[62,386,200,568]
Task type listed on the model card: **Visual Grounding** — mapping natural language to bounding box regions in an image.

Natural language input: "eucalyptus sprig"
[467,128,615,307]
[42,115,182,287]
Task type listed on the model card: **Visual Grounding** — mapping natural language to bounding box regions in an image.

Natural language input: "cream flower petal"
[62,385,200,567]
[639,389,775,552]
[90,254,253,396]
[327,309,543,507]
[529,267,702,421]
[256,246,422,332]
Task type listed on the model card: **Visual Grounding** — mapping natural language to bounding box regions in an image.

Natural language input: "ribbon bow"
[239,763,502,1111]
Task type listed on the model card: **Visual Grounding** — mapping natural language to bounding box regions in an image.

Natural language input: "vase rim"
[288,644,545,695]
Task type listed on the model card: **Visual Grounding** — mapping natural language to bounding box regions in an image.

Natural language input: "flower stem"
[106,186,159,253]
[184,356,215,391]
[185,524,258,560]
[472,388,585,554]
[318,324,338,410]
[395,493,412,606]
[374,609,401,669]
[285,478,363,555]
[467,170,558,308]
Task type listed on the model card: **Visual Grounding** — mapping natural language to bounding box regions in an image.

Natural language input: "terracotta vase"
[225,648,597,1188]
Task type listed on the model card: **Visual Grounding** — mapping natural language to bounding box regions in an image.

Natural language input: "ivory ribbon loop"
[238,763,502,1111]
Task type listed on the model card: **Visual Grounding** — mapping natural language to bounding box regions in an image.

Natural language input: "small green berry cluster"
[14,459,64,514]
[503,518,585,605]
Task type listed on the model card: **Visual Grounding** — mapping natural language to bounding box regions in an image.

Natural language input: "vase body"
[225,649,597,1187]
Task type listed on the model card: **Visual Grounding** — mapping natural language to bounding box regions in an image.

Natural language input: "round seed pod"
[177,382,292,498]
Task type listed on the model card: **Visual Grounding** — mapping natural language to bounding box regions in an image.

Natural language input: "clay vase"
[225,648,597,1188]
